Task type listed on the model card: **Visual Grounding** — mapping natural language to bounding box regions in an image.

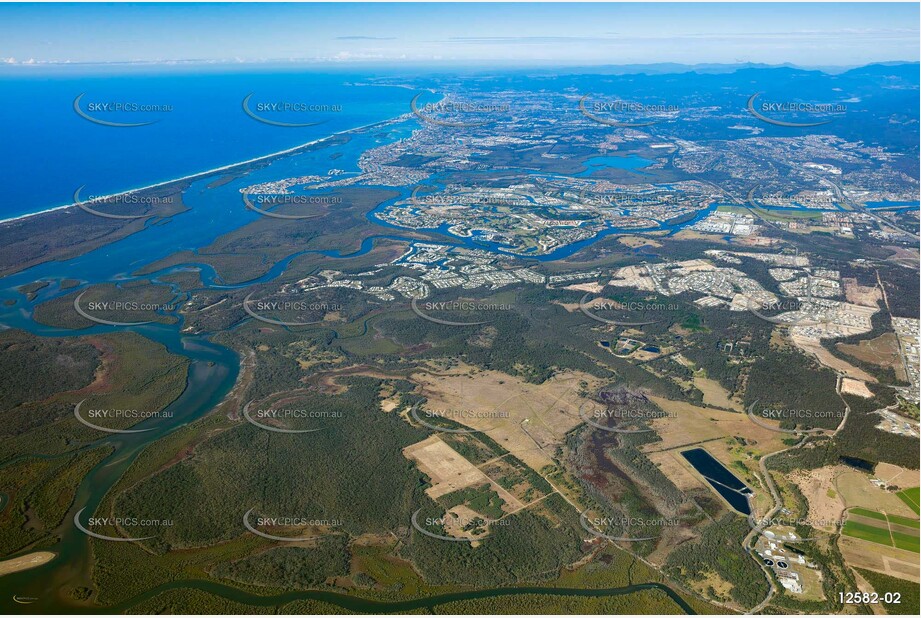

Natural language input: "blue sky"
[1,2,918,67]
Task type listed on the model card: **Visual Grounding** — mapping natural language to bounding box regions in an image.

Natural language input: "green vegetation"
[743,348,841,431]
[408,493,585,587]
[670,306,773,400]
[892,531,919,553]
[211,538,350,589]
[897,487,920,515]
[33,281,180,330]
[111,378,428,550]
[3,73,917,617]
[771,386,919,472]
[565,404,701,553]
[439,432,506,465]
[427,589,687,615]
[887,513,920,528]
[842,509,920,553]
[440,484,506,520]
[719,204,823,222]
[0,328,98,412]
[376,294,609,384]
[17,280,50,301]
[856,568,920,615]
[0,182,186,278]
[2,330,189,461]
[120,582,697,615]
[483,455,553,503]
[123,588,351,614]
[0,446,111,554]
[850,507,888,521]
[842,520,895,547]
[664,515,769,608]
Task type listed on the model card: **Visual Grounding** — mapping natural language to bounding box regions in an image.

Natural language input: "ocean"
[0,66,414,220]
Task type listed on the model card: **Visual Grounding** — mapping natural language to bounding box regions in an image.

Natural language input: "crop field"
[842,508,920,553]
[897,487,921,515]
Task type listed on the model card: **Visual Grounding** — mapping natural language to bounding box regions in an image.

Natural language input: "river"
[0,116,710,614]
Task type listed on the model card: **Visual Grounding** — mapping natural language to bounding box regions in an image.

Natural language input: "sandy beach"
[0,551,56,576]
[0,113,410,227]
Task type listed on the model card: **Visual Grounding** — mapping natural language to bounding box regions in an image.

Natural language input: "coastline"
[0,113,412,227]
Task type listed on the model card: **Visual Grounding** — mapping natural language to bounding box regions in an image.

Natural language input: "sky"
[1,2,918,68]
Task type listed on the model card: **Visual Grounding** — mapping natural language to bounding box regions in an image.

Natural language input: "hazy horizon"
[2,2,918,67]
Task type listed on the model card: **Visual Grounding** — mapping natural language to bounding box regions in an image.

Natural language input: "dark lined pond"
[681,448,752,515]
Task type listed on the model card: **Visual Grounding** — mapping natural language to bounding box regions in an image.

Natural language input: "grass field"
[843,520,896,546]
[889,513,921,528]
[897,487,920,515]
[837,471,918,517]
[837,332,904,375]
[892,531,920,553]
[851,507,888,521]
[842,508,920,554]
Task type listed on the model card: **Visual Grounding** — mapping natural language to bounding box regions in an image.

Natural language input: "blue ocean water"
[0,66,414,219]
[865,200,920,210]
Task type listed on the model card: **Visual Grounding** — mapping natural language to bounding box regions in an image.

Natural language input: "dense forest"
[664,515,770,608]
[210,539,350,589]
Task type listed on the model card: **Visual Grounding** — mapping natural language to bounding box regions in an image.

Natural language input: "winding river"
[0,117,714,614]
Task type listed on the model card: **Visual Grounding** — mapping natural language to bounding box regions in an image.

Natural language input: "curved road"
[743,374,851,614]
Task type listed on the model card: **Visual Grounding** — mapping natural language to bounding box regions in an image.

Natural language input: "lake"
[681,447,753,515]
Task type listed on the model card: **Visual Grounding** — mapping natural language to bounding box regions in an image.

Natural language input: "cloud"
[445,29,918,46]
[448,36,615,45]
[335,36,397,41]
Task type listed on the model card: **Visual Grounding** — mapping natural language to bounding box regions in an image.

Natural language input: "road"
[744,373,852,613]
